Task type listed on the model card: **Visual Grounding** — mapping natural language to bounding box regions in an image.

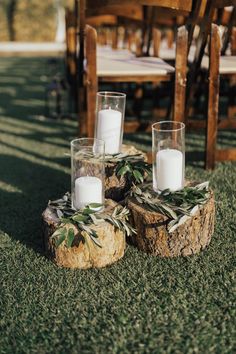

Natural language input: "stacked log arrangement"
[42,145,215,268]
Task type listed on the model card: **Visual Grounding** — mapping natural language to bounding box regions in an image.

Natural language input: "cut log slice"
[105,144,147,201]
[127,190,215,257]
[42,199,126,269]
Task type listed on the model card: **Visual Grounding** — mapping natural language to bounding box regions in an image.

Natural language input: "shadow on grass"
[0,57,76,254]
[0,154,69,254]
[0,139,70,167]
[0,56,72,121]
[0,126,72,150]
[186,151,205,168]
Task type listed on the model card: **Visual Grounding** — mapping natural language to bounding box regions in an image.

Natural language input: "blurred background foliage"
[0,0,74,41]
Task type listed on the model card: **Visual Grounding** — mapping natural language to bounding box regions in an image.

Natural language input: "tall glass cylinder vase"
[95,91,126,155]
[152,121,185,192]
[71,138,105,210]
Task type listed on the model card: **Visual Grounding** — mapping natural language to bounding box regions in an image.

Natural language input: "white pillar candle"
[74,176,102,209]
[97,108,122,154]
[156,149,183,191]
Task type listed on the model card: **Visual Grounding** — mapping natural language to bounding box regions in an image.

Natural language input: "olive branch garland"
[105,152,152,184]
[72,151,152,184]
[129,181,210,233]
[48,193,136,249]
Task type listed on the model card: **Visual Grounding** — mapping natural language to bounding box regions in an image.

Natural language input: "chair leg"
[173,26,188,123]
[78,0,86,136]
[231,27,236,55]
[112,27,118,49]
[152,28,161,57]
[205,24,221,170]
[85,25,98,138]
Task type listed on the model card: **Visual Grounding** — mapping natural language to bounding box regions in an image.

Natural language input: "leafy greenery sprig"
[129,182,210,232]
[105,153,152,184]
[48,194,136,249]
[73,151,152,184]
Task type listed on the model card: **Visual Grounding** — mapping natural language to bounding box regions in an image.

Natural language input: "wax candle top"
[158,149,182,160]
[156,148,183,192]
[97,108,122,155]
[74,176,103,209]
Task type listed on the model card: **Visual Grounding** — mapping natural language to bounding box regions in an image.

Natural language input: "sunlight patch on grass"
[0,137,70,175]
[11,99,45,107]
[0,107,6,114]
[0,87,17,96]
[0,115,76,134]
[0,180,23,193]
[23,85,45,93]
[0,77,27,84]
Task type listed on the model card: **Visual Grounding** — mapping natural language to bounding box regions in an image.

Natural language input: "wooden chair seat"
[156,40,196,61]
[201,55,236,74]
[157,45,236,73]
[96,51,175,80]
[97,46,134,59]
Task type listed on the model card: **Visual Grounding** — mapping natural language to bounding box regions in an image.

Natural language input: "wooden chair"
[185,1,236,123]
[82,23,188,137]
[206,24,236,169]
[164,0,236,169]
[85,1,145,51]
[76,0,205,137]
[219,6,235,55]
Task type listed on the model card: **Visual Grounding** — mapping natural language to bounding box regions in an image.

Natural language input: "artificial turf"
[0,57,235,354]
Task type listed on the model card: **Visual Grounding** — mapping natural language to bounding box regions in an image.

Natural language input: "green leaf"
[52,227,67,247]
[56,209,63,219]
[87,203,103,209]
[82,225,93,235]
[133,170,144,183]
[53,227,67,238]
[90,235,102,248]
[90,229,99,238]
[66,228,75,248]
[117,165,129,177]
[161,204,178,219]
[72,214,89,222]
[83,208,96,215]
[110,218,121,229]
[60,217,71,224]
[83,233,91,253]
[123,222,131,236]
[51,228,63,238]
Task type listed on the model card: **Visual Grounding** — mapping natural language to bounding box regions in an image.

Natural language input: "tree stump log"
[42,199,126,269]
[127,190,215,257]
[105,144,147,202]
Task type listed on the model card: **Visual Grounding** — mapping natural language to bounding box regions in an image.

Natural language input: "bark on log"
[42,199,125,269]
[127,190,215,257]
[104,144,147,202]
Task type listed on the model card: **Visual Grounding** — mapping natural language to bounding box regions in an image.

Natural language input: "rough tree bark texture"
[42,199,125,269]
[127,191,215,257]
[105,144,147,201]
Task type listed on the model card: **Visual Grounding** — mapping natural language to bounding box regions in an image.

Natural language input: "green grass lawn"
[0,57,235,354]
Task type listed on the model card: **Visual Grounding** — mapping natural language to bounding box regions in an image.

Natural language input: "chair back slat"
[205,24,221,170]
[174,26,188,123]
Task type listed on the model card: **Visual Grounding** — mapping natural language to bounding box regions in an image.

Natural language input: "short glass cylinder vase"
[71,138,105,210]
[95,91,126,155]
[152,121,185,192]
